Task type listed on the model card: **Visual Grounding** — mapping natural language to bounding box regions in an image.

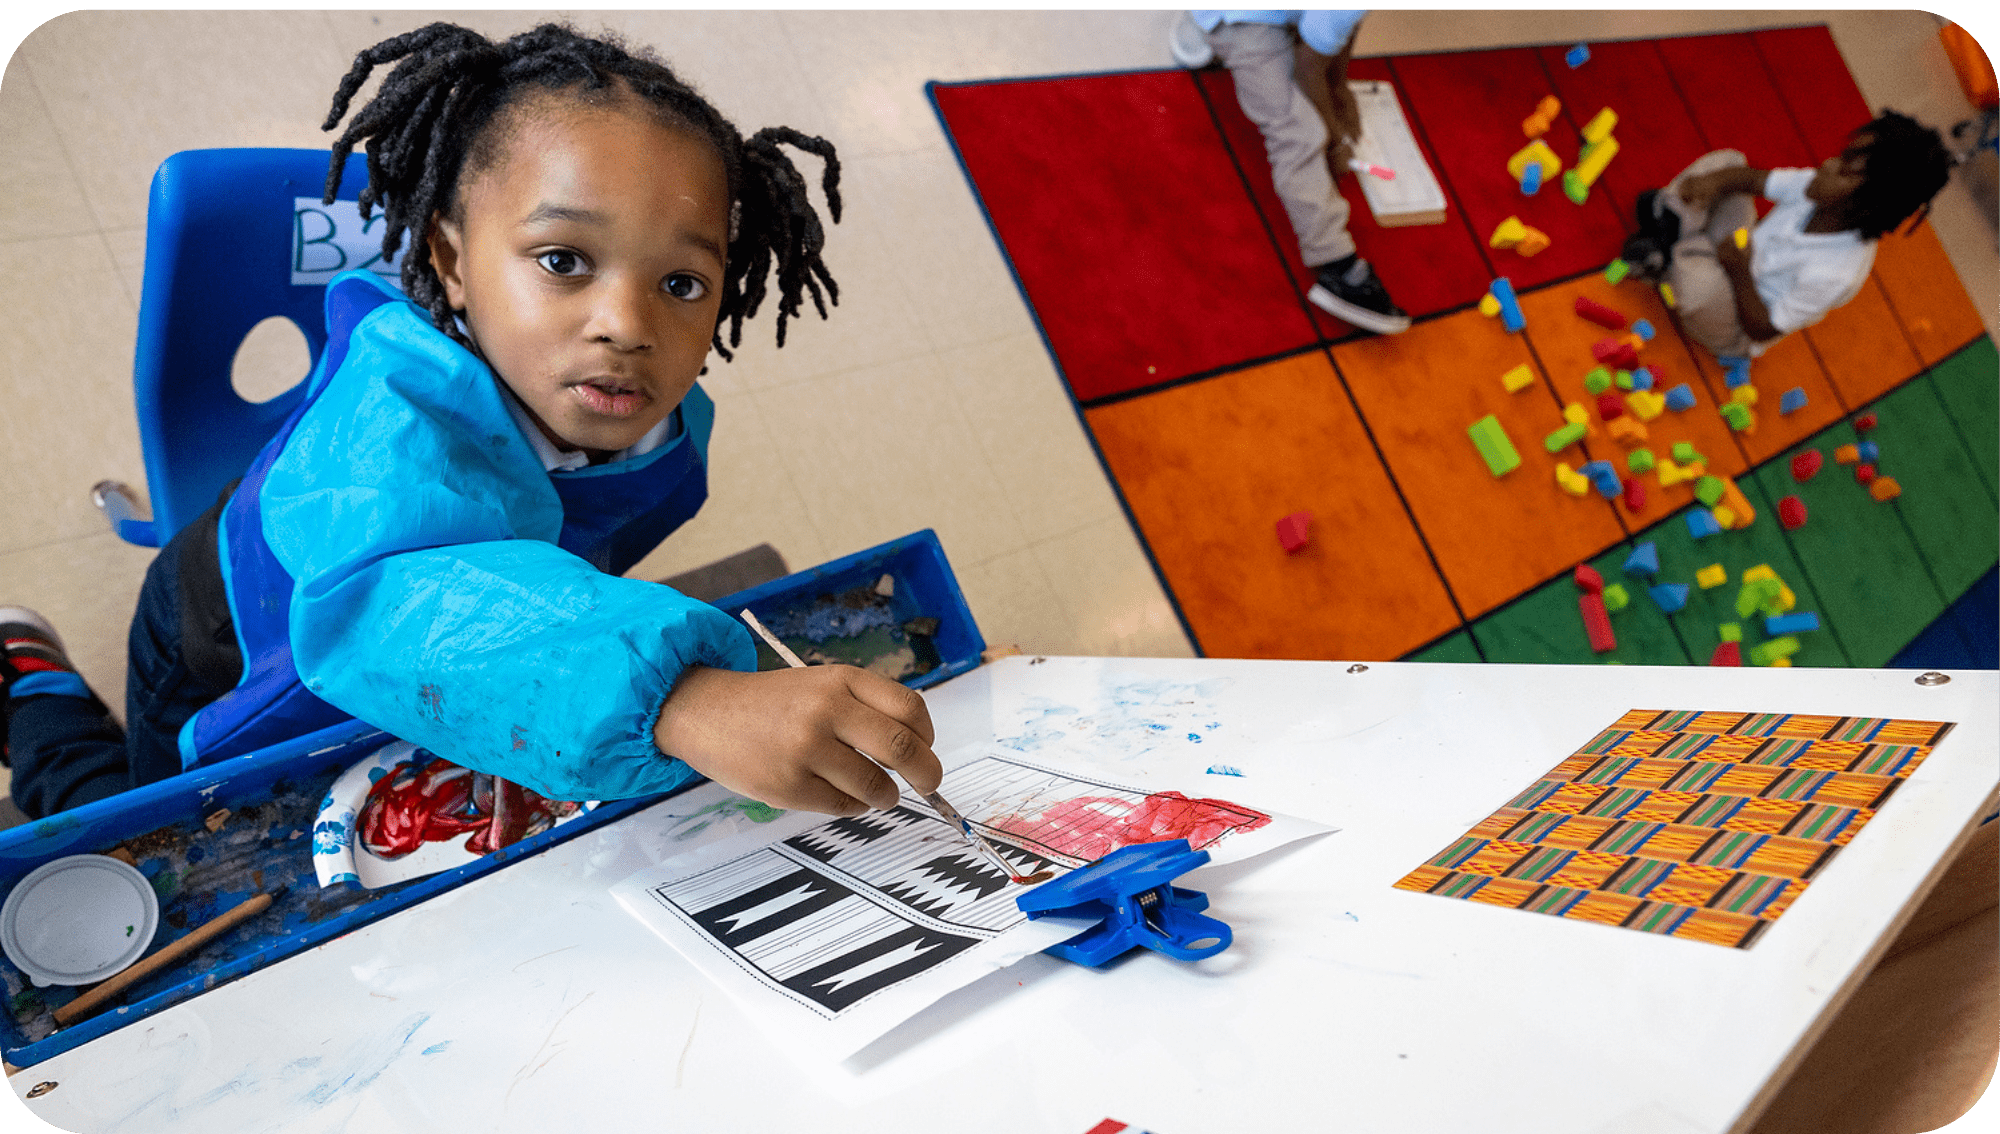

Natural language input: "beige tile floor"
[1,9,1994,739]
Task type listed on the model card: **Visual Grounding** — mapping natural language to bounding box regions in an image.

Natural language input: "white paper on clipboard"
[1348,79,1448,227]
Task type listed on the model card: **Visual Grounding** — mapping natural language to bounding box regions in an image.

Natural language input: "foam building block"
[1715,477,1756,529]
[1478,293,1502,318]
[1695,563,1727,589]
[1575,295,1628,328]
[1523,94,1561,138]
[1870,475,1902,501]
[1766,612,1820,635]
[1555,462,1591,495]
[1623,541,1659,576]
[1596,391,1626,421]
[1562,402,1590,426]
[1592,336,1640,369]
[1627,448,1655,474]
[1779,387,1807,415]
[1649,583,1690,613]
[1854,412,1878,432]
[1711,505,1737,528]
[1276,510,1312,553]
[1857,440,1879,464]
[1580,593,1616,652]
[1626,390,1666,421]
[1489,215,1529,248]
[1567,43,1590,67]
[1614,369,1635,391]
[1582,460,1621,498]
[1490,277,1526,333]
[1834,443,1860,465]
[1520,162,1543,195]
[1622,477,1646,512]
[1663,383,1697,412]
[1656,458,1691,487]
[1855,463,1877,485]
[1607,417,1648,447]
[1686,509,1722,540]
[1721,402,1754,432]
[1709,640,1742,666]
[1605,258,1630,284]
[1630,366,1656,391]
[1467,415,1522,477]
[1584,367,1613,394]
[1719,623,1743,642]
[1545,422,1587,452]
[1659,281,1676,308]
[1506,140,1563,183]
[1563,136,1619,204]
[1694,475,1726,506]
[1501,363,1536,393]
[1731,385,1758,407]
[1602,582,1629,611]
[1673,441,1701,465]
[1750,636,1801,667]
[1573,563,1605,594]
[1631,319,1655,342]
[1722,357,1752,388]
[1791,450,1823,481]
[1778,495,1807,530]
[1580,107,1618,143]
[1516,226,1551,256]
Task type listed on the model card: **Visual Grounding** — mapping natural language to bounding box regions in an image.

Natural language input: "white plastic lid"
[1,853,160,987]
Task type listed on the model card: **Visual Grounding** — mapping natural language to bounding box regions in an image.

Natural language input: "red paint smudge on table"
[991,790,1271,860]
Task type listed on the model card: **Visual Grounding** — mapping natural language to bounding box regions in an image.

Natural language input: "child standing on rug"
[1169,9,1410,334]
[1626,110,1954,360]
[1,22,941,820]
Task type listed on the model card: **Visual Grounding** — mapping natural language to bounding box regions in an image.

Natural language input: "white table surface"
[9,657,1997,1134]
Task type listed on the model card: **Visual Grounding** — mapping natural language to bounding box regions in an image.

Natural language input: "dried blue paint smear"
[1186,732,1203,743]
[422,1041,450,1055]
[1205,765,1244,777]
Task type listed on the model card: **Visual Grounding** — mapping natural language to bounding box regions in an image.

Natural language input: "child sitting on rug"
[2,22,941,821]
[1623,110,1954,360]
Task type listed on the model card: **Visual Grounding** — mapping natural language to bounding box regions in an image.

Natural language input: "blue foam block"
[1623,541,1659,576]
[1631,319,1655,342]
[1779,387,1807,415]
[1582,460,1622,497]
[1664,383,1696,411]
[1630,366,1655,391]
[1765,612,1821,635]
[1857,440,1879,463]
[1686,509,1722,540]
[1566,43,1590,68]
[1650,583,1690,613]
[1521,163,1542,195]
[1490,277,1525,333]
[1723,363,1751,389]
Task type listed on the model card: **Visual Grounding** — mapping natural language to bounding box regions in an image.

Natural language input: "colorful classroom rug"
[1393,709,1956,949]
[930,25,1996,669]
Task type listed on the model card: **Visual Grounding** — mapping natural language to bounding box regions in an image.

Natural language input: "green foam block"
[1468,415,1521,477]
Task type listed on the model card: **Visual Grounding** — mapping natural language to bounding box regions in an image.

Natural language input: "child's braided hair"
[1846,110,1952,241]
[320,21,840,359]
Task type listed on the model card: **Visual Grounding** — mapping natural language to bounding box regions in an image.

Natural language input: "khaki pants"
[1206,20,1356,267]
[1660,148,1764,359]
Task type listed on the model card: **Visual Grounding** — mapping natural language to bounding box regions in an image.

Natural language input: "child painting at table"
[1624,110,1953,361]
[1,22,941,821]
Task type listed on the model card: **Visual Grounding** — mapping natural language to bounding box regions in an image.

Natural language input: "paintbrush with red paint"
[738,608,1044,883]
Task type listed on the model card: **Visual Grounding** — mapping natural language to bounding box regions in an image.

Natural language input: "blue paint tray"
[0,528,984,1066]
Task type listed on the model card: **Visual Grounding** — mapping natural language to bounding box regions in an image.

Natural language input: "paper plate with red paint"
[311,740,597,889]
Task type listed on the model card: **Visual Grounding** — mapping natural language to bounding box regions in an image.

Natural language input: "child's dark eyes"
[664,274,708,301]
[537,250,587,277]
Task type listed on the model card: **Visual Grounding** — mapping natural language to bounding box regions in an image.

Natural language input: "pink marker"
[1349,159,1395,180]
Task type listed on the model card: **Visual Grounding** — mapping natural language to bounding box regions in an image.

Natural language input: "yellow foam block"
[1489,215,1529,248]
[1656,458,1689,487]
[1573,134,1620,186]
[1716,476,1757,528]
[1606,417,1649,447]
[1775,584,1797,612]
[1733,227,1750,249]
[1507,139,1563,183]
[1554,462,1591,496]
[1731,384,1758,406]
[1659,282,1677,308]
[1563,402,1589,426]
[1516,226,1551,257]
[1771,656,1792,668]
[1743,563,1777,584]
[1696,563,1727,589]
[1625,390,1666,422]
[1581,107,1618,144]
[1478,293,1502,318]
[1501,363,1536,393]
[1711,505,1737,529]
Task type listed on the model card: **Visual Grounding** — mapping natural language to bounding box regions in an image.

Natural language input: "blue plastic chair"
[100,148,376,547]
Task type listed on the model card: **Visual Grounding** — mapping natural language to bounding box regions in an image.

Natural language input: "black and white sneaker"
[1620,189,1682,281]
[1307,255,1411,335]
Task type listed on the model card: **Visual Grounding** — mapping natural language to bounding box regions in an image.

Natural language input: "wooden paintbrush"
[56,887,283,1027]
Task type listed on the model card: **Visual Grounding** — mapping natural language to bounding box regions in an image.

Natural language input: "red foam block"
[1623,477,1647,512]
[1709,640,1742,666]
[1574,295,1628,329]
[1778,494,1807,530]
[1855,463,1877,485]
[1596,391,1626,421]
[1854,411,1878,432]
[1276,510,1312,553]
[1591,337,1640,370]
[1573,562,1605,594]
[1791,449,1823,482]
[1579,592,1616,652]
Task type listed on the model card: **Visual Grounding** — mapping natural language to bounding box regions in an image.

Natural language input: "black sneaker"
[2,606,78,767]
[1307,255,1410,335]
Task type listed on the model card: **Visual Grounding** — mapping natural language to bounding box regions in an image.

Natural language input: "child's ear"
[427,214,469,310]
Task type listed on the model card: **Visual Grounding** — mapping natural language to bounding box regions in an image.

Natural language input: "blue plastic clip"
[1015,839,1232,968]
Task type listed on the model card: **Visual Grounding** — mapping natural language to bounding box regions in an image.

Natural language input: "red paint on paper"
[992,790,1271,860]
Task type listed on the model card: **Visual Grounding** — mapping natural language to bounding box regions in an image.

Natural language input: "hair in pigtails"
[318,22,841,357]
